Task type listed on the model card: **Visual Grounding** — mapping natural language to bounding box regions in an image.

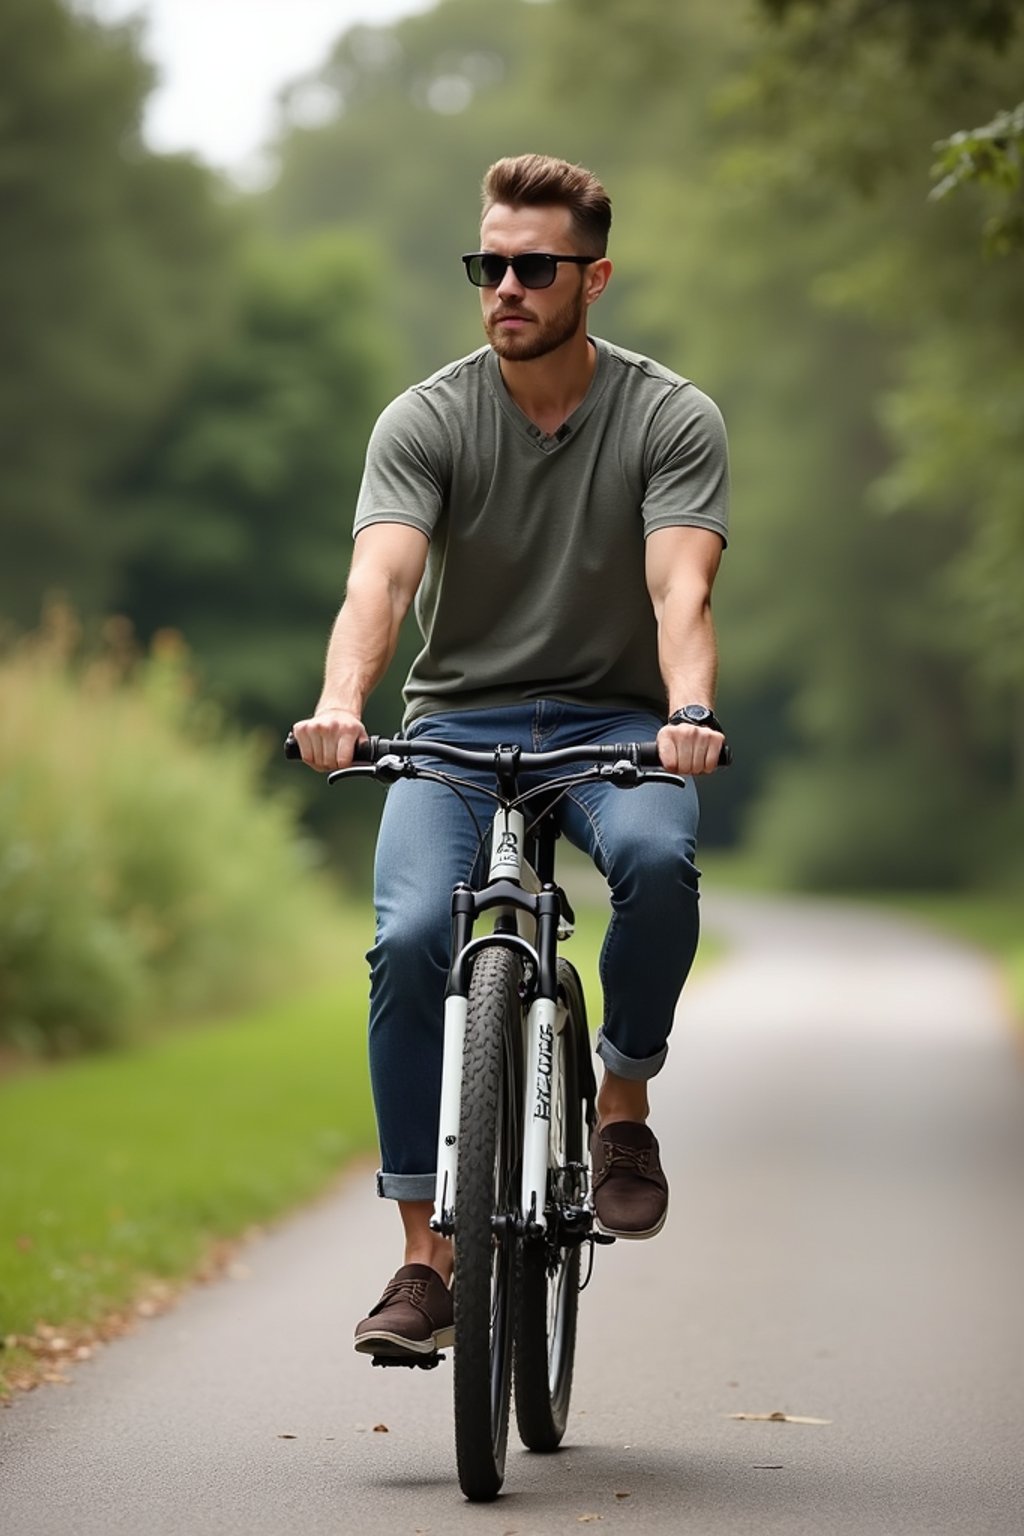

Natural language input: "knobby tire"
[452,945,523,1502]
[513,958,591,1451]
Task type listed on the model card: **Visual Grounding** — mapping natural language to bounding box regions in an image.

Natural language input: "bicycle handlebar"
[283,732,732,770]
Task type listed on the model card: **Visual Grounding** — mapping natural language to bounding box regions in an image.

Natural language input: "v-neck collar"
[485,337,610,454]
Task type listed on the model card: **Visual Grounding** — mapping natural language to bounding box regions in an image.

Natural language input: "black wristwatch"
[667,704,724,732]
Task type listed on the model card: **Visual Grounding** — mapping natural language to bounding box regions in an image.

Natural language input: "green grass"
[0,907,376,1395]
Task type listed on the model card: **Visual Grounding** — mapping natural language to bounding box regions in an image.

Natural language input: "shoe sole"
[595,1206,668,1241]
[353,1324,455,1358]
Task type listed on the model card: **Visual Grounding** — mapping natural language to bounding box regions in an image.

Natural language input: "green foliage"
[931,101,1024,253]
[743,753,980,890]
[0,0,239,625]
[0,610,340,1056]
[760,0,1021,58]
[111,233,398,727]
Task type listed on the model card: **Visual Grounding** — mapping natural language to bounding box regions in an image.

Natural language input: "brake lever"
[326,764,391,786]
[596,761,689,790]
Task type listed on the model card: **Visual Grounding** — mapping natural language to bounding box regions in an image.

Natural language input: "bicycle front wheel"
[452,945,523,1502]
[514,958,590,1451]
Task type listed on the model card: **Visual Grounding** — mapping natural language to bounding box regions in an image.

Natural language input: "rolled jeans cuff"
[595,1026,668,1083]
[376,1169,436,1202]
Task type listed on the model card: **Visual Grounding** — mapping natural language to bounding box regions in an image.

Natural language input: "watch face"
[682,705,713,725]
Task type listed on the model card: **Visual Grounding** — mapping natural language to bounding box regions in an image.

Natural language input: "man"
[293,153,729,1360]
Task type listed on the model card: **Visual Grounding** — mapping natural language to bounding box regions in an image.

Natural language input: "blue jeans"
[368,701,701,1200]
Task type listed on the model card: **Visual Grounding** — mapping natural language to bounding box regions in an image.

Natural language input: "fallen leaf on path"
[753,1464,784,1470]
[277,1434,297,1440]
[728,1412,831,1425]
[614,1492,631,1499]
[372,1423,389,1433]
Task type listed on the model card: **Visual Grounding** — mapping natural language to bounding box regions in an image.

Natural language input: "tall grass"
[0,607,339,1056]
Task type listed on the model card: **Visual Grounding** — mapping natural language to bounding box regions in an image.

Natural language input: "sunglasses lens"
[465,254,507,287]
[514,254,557,288]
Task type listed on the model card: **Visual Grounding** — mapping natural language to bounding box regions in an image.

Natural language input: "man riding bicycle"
[292,153,729,1361]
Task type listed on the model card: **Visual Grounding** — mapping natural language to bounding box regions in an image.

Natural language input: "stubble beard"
[484,280,586,362]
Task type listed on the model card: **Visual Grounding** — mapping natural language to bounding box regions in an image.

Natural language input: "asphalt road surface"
[3,892,1023,1535]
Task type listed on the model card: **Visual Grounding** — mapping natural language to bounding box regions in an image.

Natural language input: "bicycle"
[284,728,722,1501]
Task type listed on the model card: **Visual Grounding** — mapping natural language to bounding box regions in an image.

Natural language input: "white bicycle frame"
[432,805,577,1235]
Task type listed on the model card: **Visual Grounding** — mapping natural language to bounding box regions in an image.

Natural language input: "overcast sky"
[85,0,435,180]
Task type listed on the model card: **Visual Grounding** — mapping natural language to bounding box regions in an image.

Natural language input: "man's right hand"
[290,709,368,772]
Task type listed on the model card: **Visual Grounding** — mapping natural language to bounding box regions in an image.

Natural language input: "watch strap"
[667,706,724,732]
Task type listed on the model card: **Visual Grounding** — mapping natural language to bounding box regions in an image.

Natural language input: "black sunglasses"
[461,251,598,290]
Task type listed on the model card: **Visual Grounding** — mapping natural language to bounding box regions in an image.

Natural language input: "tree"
[758,0,1024,250]
[112,234,400,731]
[0,0,238,625]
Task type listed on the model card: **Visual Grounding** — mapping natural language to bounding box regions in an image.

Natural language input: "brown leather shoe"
[353,1264,454,1358]
[591,1121,669,1239]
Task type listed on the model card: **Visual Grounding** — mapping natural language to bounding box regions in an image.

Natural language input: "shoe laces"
[375,1276,427,1311]
[601,1140,651,1175]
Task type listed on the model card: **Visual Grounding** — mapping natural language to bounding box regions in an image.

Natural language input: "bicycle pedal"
[370,1351,447,1370]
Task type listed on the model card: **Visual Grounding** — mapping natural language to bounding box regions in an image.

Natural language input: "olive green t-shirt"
[352,336,729,726]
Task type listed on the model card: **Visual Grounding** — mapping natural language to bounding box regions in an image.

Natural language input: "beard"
[484,279,587,362]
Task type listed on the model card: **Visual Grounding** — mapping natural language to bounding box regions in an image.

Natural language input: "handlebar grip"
[636,740,733,769]
[283,731,379,763]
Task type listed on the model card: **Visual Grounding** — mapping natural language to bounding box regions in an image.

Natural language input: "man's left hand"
[656,722,725,775]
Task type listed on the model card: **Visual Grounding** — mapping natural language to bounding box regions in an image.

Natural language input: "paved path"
[3,893,1023,1535]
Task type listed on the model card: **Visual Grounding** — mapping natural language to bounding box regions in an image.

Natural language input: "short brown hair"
[481,154,611,256]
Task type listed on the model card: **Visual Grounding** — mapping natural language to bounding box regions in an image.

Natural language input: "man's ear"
[586,258,613,306]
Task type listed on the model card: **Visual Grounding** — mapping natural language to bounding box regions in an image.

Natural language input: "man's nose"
[495,263,525,301]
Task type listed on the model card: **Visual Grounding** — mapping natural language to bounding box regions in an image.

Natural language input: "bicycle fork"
[431,806,567,1237]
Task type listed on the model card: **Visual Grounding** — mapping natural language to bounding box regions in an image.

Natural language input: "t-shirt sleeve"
[641,385,729,545]
[352,389,449,539]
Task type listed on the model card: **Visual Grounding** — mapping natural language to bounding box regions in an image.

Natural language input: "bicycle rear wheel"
[514,958,591,1451]
[452,945,524,1502]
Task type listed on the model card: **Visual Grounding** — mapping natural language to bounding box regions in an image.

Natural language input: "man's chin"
[487,325,576,363]
[487,327,546,361]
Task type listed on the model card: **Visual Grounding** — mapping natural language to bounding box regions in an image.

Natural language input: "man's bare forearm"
[654,587,723,775]
[316,565,405,718]
[294,523,427,771]
[657,585,719,713]
[645,526,725,775]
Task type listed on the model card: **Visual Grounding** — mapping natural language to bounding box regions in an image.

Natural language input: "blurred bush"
[0,607,341,1057]
[742,754,977,891]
